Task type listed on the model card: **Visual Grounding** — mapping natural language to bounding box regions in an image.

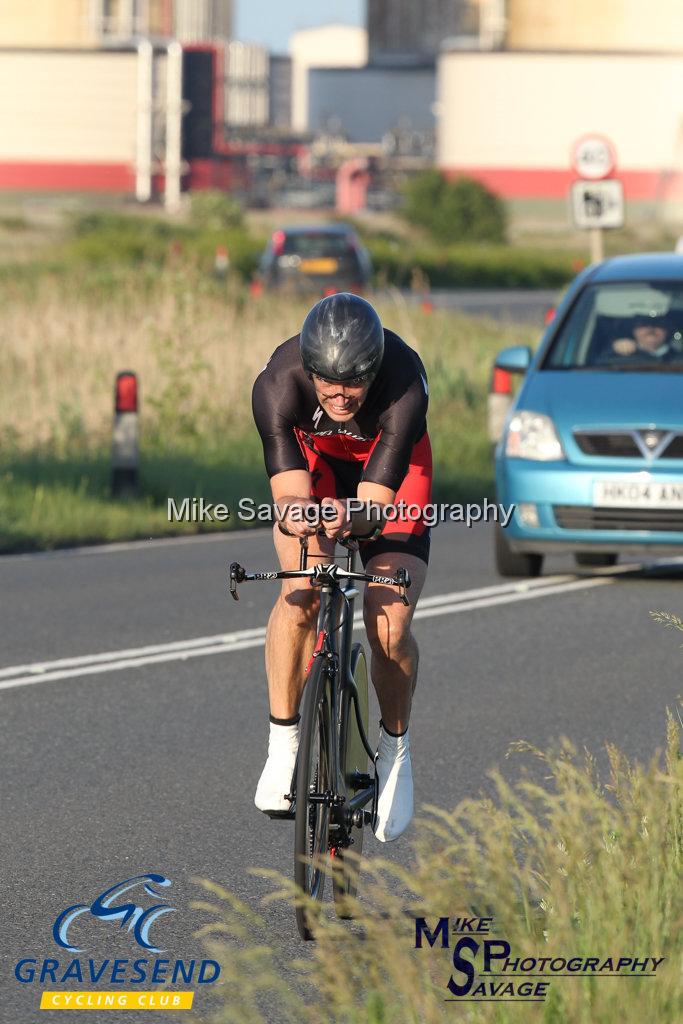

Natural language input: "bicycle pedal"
[261,807,295,820]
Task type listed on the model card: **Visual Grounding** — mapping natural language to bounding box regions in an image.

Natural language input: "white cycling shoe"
[254,722,299,816]
[373,722,414,843]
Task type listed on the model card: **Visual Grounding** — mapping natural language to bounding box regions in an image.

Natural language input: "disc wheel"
[294,657,332,941]
[333,643,369,918]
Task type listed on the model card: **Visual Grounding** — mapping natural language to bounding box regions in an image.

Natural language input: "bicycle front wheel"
[294,655,332,941]
[333,642,370,917]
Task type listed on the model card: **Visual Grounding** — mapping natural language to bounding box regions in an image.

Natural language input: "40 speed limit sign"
[571,135,616,180]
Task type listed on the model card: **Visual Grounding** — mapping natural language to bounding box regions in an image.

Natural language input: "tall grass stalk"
[192,711,682,1024]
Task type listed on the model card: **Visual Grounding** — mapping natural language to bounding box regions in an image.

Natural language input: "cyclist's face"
[311,375,370,420]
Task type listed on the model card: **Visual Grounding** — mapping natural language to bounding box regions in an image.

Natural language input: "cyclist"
[251,293,431,842]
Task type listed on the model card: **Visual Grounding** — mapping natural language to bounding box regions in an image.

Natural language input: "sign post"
[570,136,623,263]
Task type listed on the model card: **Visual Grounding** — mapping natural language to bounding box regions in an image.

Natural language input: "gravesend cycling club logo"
[14,872,220,1012]
[53,873,175,953]
[415,916,666,1003]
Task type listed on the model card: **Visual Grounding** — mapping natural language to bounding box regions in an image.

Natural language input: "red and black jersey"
[252,329,429,493]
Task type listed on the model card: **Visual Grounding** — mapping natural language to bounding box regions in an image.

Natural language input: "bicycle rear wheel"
[333,642,369,918]
[294,656,332,941]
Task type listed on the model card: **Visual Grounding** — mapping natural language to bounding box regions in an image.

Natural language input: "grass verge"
[1,269,532,552]
[192,707,683,1023]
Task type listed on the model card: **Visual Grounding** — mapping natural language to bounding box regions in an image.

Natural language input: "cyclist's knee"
[279,584,319,627]
[363,595,412,659]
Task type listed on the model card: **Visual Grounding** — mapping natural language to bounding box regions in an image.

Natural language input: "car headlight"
[505,411,565,461]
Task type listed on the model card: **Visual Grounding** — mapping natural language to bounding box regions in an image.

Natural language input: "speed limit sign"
[572,136,616,180]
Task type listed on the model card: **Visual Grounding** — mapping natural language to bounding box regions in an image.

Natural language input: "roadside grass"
[1,266,533,552]
[192,708,683,1024]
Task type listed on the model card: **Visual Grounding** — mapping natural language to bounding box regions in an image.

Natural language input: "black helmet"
[299,293,384,384]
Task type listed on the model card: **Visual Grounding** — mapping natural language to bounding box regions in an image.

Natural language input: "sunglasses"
[311,374,372,390]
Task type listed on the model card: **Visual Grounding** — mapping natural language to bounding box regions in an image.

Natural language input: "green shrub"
[189,189,244,230]
[367,238,577,289]
[62,209,263,280]
[67,212,182,265]
[402,170,507,244]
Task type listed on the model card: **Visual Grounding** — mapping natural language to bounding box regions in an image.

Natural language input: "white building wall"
[437,50,683,199]
[289,24,368,133]
[0,51,139,161]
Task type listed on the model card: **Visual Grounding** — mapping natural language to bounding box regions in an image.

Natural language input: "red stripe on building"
[0,161,135,191]
[443,167,683,202]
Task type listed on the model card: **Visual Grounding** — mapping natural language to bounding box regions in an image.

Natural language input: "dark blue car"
[493,253,683,576]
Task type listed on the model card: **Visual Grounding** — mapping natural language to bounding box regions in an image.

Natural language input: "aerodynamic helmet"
[299,293,384,384]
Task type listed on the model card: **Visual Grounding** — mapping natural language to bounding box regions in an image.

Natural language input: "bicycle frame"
[306,544,376,835]
[229,536,410,835]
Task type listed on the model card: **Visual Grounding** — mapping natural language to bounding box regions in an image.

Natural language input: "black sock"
[269,713,301,726]
[380,719,408,738]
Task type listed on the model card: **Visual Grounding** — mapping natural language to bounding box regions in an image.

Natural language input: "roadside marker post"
[214,244,230,277]
[487,366,514,445]
[112,371,139,498]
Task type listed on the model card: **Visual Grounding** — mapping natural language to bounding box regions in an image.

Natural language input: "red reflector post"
[112,371,139,497]
[272,230,286,256]
[544,306,556,325]
[491,367,513,395]
[116,371,138,413]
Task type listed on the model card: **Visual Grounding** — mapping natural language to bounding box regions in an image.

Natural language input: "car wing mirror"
[495,345,532,373]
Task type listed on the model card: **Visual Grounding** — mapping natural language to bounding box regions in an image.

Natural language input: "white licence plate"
[593,479,683,509]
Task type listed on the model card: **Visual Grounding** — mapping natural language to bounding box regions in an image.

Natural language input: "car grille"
[574,430,683,459]
[553,505,683,532]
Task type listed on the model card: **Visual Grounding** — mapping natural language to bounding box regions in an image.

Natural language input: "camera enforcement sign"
[570,179,624,229]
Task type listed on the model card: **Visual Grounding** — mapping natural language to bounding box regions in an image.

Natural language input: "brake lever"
[229,561,246,601]
[395,567,411,606]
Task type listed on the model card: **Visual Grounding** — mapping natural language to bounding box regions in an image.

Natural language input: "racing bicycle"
[229,531,410,940]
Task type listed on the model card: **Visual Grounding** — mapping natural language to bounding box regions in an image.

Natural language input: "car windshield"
[283,232,354,257]
[543,281,683,372]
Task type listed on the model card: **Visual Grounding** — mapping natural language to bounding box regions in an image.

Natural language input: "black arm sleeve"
[252,361,307,478]
[361,373,428,491]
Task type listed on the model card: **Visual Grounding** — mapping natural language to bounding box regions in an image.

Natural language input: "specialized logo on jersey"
[312,405,324,429]
[313,428,372,441]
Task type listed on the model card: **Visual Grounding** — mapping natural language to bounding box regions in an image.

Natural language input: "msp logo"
[415,916,665,1004]
[53,873,175,954]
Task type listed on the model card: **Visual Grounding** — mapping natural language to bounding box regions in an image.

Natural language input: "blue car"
[492,253,683,576]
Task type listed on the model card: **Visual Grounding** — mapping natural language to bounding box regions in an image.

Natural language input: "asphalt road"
[2,524,682,1022]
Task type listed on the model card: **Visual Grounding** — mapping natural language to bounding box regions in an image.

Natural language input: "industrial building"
[367,0,480,62]
[0,0,305,202]
[308,65,435,146]
[436,0,683,212]
[0,0,233,48]
[289,25,368,133]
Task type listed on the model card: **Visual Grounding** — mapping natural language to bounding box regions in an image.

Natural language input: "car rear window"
[544,281,683,371]
[283,232,354,257]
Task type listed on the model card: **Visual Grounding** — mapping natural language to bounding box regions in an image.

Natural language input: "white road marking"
[0,573,617,692]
